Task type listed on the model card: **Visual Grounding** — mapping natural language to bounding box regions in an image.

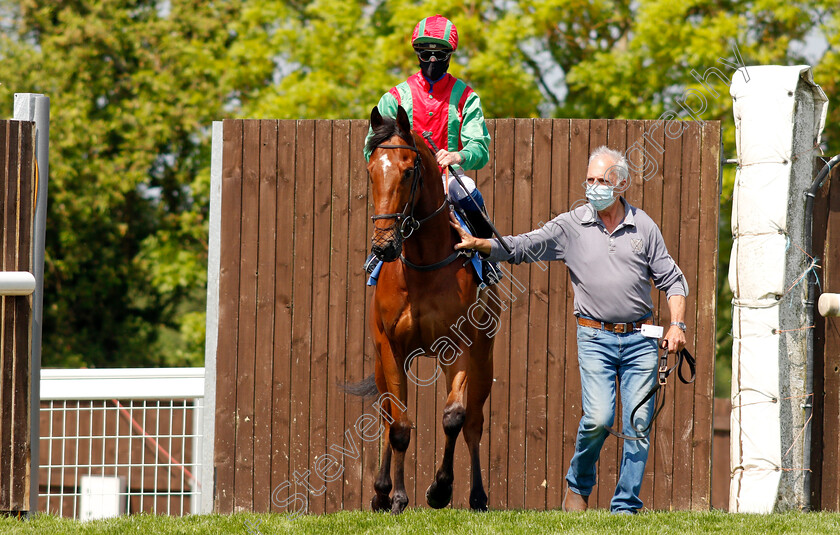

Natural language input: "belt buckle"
[614,323,625,334]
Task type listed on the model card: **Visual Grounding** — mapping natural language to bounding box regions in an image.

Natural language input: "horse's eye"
[403,168,413,180]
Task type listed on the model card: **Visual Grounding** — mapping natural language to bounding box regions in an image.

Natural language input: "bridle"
[369,138,462,271]
[370,141,448,240]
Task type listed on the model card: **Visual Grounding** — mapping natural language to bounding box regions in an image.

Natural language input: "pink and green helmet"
[411,15,458,51]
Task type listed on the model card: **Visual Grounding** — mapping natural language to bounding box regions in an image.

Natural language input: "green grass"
[4,509,840,534]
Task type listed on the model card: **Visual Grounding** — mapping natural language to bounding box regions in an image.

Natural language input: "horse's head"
[366,105,427,262]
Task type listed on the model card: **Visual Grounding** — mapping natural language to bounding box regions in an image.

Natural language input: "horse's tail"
[340,373,379,398]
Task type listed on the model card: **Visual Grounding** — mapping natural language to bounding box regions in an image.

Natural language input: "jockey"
[363,14,500,284]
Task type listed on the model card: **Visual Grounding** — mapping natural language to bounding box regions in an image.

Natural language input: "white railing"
[39,368,206,519]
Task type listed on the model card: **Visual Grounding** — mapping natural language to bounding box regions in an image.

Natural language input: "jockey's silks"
[364,71,490,172]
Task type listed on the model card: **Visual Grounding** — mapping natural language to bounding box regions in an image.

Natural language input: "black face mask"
[420,58,449,82]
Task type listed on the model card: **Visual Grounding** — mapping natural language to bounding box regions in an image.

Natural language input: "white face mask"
[585,183,616,211]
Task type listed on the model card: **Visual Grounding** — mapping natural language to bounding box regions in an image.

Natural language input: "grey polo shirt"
[487,197,688,323]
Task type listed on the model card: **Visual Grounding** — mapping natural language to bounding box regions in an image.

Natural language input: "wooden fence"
[0,120,36,512]
[812,164,840,510]
[211,118,721,514]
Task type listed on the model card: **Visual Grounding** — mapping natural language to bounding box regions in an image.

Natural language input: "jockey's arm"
[457,92,490,171]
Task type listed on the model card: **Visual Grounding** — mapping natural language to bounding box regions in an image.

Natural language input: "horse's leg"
[376,337,412,515]
[387,364,412,515]
[463,327,495,511]
[426,361,468,509]
[371,356,393,512]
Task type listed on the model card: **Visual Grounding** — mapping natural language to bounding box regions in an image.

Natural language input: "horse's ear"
[396,105,412,137]
[370,106,383,129]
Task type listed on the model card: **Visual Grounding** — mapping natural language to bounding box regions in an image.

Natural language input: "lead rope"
[604,341,696,441]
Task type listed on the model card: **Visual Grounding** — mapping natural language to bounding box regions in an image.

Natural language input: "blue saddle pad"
[366,211,483,286]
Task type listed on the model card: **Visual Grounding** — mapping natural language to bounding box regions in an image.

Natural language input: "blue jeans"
[565,324,659,513]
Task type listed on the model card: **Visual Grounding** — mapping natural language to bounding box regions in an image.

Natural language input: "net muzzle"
[371,221,403,262]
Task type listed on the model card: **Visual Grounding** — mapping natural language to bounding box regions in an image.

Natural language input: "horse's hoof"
[390,491,409,515]
[469,488,488,511]
[425,481,453,509]
[371,494,392,512]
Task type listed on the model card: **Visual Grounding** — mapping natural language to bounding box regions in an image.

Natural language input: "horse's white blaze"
[377,153,392,173]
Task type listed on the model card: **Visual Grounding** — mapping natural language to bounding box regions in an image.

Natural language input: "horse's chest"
[386,294,465,347]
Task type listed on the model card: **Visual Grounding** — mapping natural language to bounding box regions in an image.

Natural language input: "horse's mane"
[365,115,414,154]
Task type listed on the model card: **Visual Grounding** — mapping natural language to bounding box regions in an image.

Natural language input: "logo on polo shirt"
[631,238,644,253]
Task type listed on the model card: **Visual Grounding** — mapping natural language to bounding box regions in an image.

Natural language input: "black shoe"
[363,252,380,274]
[482,260,503,285]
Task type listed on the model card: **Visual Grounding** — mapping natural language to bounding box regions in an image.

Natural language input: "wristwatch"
[670,321,687,332]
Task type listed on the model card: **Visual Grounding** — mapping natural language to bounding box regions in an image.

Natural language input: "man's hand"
[662,325,686,354]
[662,295,687,354]
[436,149,462,168]
[450,212,492,255]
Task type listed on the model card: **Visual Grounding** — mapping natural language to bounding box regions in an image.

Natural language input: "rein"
[371,141,461,271]
[605,341,696,441]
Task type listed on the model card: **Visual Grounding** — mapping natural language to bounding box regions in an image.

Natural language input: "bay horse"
[346,106,500,514]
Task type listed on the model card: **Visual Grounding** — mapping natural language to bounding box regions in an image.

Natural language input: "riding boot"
[449,175,504,286]
[363,252,381,274]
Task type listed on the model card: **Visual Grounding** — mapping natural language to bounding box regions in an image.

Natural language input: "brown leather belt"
[576,316,653,334]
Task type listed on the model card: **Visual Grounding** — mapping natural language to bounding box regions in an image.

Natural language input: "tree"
[0,0,275,367]
[2,0,837,375]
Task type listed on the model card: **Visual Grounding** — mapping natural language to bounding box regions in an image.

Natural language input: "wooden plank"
[810,159,832,510]
[506,118,533,509]
[653,119,681,511]
[809,164,828,510]
[672,121,701,510]
[253,120,278,512]
[587,118,616,510]
[0,121,8,511]
[712,398,731,510]
[599,119,628,510]
[0,121,14,510]
[0,121,10,511]
[692,121,720,510]
[12,122,34,508]
[819,168,840,510]
[289,120,315,514]
[546,119,570,509]
[488,118,515,509]
[343,120,369,511]
[624,121,646,208]
[475,119,496,508]
[234,120,261,511]
[417,321,437,509]
[326,119,351,513]
[563,119,590,507]
[307,120,333,515]
[215,119,243,513]
[359,119,381,510]
[524,119,551,510]
[270,120,295,513]
[640,119,665,510]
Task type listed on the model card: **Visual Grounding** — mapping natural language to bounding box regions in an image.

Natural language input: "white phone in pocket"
[640,324,664,339]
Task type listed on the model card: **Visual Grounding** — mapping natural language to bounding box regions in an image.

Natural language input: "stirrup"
[482,260,503,285]
[363,253,380,274]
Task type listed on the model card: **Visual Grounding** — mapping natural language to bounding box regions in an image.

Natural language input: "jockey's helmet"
[411,15,458,51]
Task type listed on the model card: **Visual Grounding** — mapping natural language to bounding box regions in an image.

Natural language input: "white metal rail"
[39,368,205,519]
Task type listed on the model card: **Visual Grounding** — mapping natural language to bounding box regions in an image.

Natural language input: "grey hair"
[588,146,629,181]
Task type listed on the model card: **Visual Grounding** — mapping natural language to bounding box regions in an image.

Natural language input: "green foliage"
[0,0,270,367]
[1,0,838,373]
